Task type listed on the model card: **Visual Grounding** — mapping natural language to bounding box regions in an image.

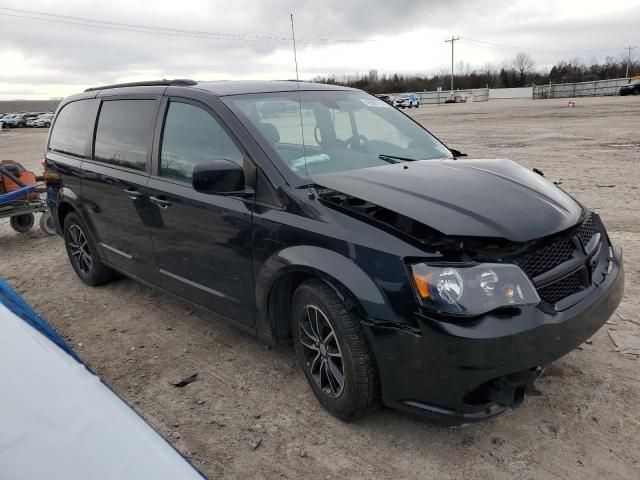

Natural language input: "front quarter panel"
[252,188,433,340]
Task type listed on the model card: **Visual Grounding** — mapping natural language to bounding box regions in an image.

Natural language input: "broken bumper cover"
[364,246,624,424]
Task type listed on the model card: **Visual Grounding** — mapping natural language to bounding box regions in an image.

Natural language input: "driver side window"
[160,101,243,182]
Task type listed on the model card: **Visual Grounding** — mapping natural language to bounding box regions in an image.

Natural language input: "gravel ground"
[1,96,639,479]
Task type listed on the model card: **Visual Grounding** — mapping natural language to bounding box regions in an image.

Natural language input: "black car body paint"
[45,81,624,423]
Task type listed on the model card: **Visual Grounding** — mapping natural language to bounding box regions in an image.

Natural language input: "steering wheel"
[345,134,368,151]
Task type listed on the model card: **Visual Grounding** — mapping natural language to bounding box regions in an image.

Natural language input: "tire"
[45,122,51,128]
[291,279,379,421]
[63,212,116,285]
[10,213,34,233]
[39,211,57,235]
[633,89,639,96]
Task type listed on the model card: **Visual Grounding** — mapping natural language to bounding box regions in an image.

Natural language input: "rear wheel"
[10,213,34,233]
[291,279,379,421]
[63,212,116,285]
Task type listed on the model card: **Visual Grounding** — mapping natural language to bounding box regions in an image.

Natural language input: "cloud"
[0,0,637,99]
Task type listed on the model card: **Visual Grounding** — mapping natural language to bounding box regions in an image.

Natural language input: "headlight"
[410,263,540,316]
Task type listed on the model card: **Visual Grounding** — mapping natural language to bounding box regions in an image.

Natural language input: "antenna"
[290,13,313,197]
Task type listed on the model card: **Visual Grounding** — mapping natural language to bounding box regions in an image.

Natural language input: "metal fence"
[533,78,629,99]
[489,87,533,99]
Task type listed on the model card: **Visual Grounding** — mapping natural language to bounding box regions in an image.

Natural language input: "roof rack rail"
[84,79,197,92]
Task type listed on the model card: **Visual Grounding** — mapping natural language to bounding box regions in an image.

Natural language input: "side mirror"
[192,160,248,195]
[449,148,467,158]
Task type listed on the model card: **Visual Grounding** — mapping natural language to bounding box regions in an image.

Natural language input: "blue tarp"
[0,277,207,479]
[0,277,80,361]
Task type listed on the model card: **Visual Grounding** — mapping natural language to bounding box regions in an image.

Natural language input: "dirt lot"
[1,96,639,479]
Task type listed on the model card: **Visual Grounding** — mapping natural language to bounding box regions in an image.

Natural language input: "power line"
[0,6,375,45]
[0,6,287,41]
[460,37,552,53]
[461,36,628,56]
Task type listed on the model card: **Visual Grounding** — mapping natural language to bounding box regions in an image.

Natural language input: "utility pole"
[624,46,636,78]
[445,36,459,91]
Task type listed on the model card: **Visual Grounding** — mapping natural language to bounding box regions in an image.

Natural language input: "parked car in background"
[0,114,15,127]
[33,113,54,128]
[3,113,42,128]
[46,79,623,424]
[375,94,394,105]
[619,77,640,96]
[393,93,420,108]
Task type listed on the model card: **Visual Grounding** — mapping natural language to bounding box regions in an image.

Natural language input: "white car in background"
[33,113,54,128]
[393,93,420,109]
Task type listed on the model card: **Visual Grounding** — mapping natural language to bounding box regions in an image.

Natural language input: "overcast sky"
[0,0,638,99]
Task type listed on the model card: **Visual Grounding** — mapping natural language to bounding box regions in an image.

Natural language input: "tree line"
[312,53,639,93]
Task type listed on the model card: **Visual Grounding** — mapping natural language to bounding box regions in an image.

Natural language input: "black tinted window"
[160,102,243,182]
[49,100,94,157]
[94,100,157,171]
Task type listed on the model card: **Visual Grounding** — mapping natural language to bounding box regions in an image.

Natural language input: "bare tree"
[512,52,536,86]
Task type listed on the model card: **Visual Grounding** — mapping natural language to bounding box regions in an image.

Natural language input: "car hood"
[313,159,583,242]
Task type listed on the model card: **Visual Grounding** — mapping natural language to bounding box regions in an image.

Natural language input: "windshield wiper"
[378,154,419,164]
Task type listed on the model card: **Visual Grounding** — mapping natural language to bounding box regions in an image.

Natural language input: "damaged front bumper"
[363,246,624,425]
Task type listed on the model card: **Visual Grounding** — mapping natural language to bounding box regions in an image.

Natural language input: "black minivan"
[46,79,624,423]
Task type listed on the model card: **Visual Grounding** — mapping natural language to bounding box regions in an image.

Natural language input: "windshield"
[223,90,452,180]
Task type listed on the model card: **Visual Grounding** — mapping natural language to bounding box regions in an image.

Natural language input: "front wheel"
[291,279,379,421]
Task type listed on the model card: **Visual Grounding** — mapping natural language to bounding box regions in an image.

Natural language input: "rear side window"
[160,101,243,182]
[49,100,94,157]
[94,100,157,171]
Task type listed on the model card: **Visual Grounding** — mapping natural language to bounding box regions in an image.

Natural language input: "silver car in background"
[33,113,54,128]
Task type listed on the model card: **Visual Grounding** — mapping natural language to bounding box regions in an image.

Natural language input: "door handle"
[149,195,172,209]
[124,187,144,200]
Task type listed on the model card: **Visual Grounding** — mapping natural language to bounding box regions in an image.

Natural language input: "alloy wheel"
[68,224,92,275]
[298,304,345,398]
